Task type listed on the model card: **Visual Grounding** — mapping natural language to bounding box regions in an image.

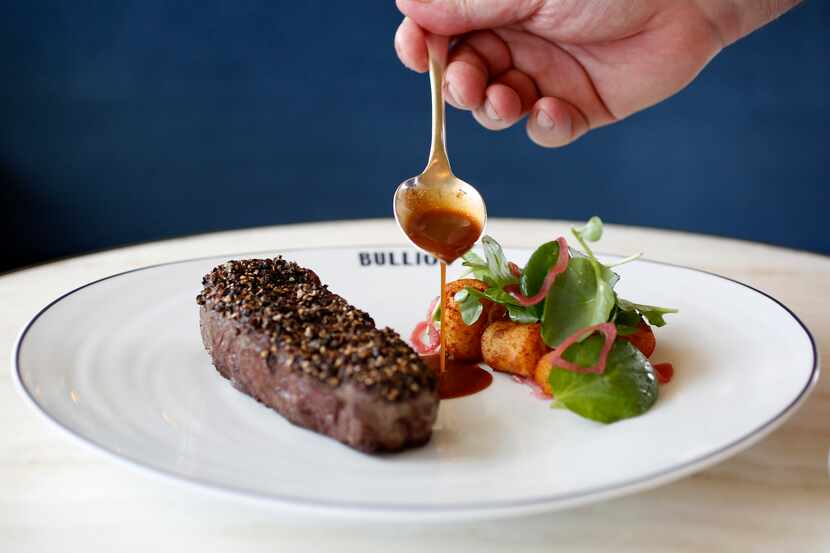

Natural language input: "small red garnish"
[538,322,618,375]
[653,362,674,384]
[410,320,440,354]
[508,262,522,278]
[622,320,656,358]
[504,237,570,306]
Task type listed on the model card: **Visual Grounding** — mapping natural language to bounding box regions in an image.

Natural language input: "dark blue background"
[1,2,827,272]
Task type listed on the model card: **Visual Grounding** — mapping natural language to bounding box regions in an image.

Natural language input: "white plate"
[13,246,818,522]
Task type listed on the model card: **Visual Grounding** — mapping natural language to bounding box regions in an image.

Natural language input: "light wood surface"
[2,219,828,552]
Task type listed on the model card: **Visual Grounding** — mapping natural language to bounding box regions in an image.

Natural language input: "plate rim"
[11,244,821,519]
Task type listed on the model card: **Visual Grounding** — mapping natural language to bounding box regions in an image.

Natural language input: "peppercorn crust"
[196,257,437,402]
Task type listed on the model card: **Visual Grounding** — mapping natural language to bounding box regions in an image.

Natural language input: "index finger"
[394,17,429,73]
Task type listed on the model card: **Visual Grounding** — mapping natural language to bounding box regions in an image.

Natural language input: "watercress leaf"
[482,287,522,306]
[456,287,485,325]
[460,300,483,325]
[461,250,495,285]
[549,339,658,424]
[475,269,496,286]
[571,248,620,289]
[614,324,641,337]
[562,332,605,366]
[600,264,620,289]
[638,308,675,327]
[506,304,540,324]
[541,256,616,347]
[613,308,643,328]
[520,240,559,296]
[481,235,517,286]
[569,220,621,306]
[462,250,486,266]
[463,268,495,286]
[519,240,561,317]
[575,216,604,242]
[613,307,644,336]
[456,285,538,322]
[617,297,678,327]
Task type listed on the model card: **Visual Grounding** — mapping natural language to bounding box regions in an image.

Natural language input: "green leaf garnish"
[506,304,540,324]
[519,240,560,318]
[541,256,616,347]
[455,287,485,325]
[460,251,492,285]
[617,297,678,327]
[549,338,659,424]
[481,287,522,306]
[575,216,603,242]
[461,238,518,289]
[614,324,641,336]
[612,308,644,335]
[481,236,518,287]
[613,308,642,326]
[462,251,486,265]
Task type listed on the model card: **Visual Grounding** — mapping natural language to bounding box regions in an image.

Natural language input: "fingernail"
[537,110,554,130]
[446,82,464,107]
[484,100,501,121]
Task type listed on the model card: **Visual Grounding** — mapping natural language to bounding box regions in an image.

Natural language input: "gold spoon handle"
[425,34,451,178]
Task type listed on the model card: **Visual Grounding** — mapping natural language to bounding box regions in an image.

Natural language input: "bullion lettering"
[358,250,437,267]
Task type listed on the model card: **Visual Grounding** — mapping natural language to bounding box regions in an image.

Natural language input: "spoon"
[393,34,487,265]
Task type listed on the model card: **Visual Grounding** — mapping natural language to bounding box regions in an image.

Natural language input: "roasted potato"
[442,279,491,361]
[535,355,553,396]
[481,321,548,377]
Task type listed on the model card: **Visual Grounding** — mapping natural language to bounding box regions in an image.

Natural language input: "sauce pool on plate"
[421,354,493,400]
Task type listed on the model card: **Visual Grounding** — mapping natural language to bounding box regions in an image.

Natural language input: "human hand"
[394,0,801,147]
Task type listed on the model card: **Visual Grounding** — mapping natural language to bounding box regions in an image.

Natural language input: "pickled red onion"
[508,262,522,278]
[653,362,674,384]
[410,320,440,354]
[505,237,570,306]
[538,322,617,375]
[425,295,440,320]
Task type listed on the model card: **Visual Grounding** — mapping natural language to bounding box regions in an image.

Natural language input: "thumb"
[396,0,538,35]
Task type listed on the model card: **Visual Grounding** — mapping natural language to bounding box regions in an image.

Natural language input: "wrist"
[698,0,802,46]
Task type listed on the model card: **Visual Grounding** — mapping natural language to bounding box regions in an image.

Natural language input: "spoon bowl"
[394,174,486,264]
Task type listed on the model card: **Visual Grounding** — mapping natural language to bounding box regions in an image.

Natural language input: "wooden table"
[2,219,828,552]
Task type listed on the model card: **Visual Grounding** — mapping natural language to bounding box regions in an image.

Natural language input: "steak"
[196,257,439,453]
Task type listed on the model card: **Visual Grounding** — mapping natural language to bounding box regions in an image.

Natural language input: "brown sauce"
[439,262,447,373]
[421,354,493,399]
[403,207,482,264]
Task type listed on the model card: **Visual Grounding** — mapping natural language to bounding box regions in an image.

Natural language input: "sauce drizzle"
[404,206,491,399]
[421,354,493,399]
[439,262,447,373]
